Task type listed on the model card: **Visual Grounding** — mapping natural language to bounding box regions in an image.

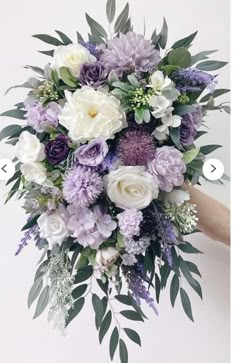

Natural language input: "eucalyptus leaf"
[114,3,129,33]
[55,30,72,45]
[74,265,93,284]
[180,288,194,322]
[168,47,191,68]
[28,276,43,309]
[196,60,228,71]
[66,298,85,327]
[24,65,45,75]
[178,242,203,254]
[119,339,128,363]
[5,82,32,95]
[115,295,133,306]
[0,125,22,141]
[124,328,141,346]
[221,105,231,114]
[76,31,84,42]
[38,50,54,57]
[200,88,230,103]
[110,327,119,361]
[179,256,202,299]
[169,127,182,149]
[92,294,104,328]
[59,67,78,87]
[6,170,21,186]
[97,278,109,295]
[120,310,144,322]
[86,13,108,39]
[106,0,116,23]
[158,17,168,49]
[171,31,198,49]
[200,144,222,155]
[5,177,21,204]
[190,50,218,65]
[183,147,200,164]
[33,285,50,319]
[99,310,112,344]
[32,34,63,46]
[170,274,179,307]
[21,215,39,231]
[155,273,161,303]
[195,130,208,140]
[185,261,202,277]
[0,109,26,120]
[160,263,171,289]
[72,284,87,300]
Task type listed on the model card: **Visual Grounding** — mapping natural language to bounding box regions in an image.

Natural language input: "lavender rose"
[180,104,202,146]
[74,138,108,167]
[45,134,70,165]
[148,146,186,192]
[79,61,108,88]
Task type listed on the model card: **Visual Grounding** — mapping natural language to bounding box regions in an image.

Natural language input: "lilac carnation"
[148,146,186,192]
[171,68,217,93]
[100,32,160,76]
[118,130,156,166]
[79,62,108,88]
[67,205,117,249]
[26,102,61,132]
[74,139,108,167]
[63,166,103,208]
[117,209,143,238]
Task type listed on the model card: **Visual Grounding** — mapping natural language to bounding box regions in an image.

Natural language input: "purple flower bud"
[79,61,108,88]
[45,134,70,165]
[74,139,108,167]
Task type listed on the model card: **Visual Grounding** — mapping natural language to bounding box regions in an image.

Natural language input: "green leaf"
[24,65,45,75]
[195,131,208,140]
[21,215,39,231]
[160,263,171,289]
[38,50,54,57]
[178,242,203,254]
[33,285,50,319]
[180,287,194,322]
[0,109,26,120]
[200,144,222,155]
[155,273,161,303]
[171,31,198,49]
[106,0,116,23]
[66,298,85,327]
[120,310,144,322]
[222,105,231,114]
[169,127,182,149]
[5,82,32,95]
[115,295,133,306]
[179,256,202,299]
[51,69,59,85]
[97,278,109,295]
[86,13,108,39]
[99,310,112,344]
[124,328,141,346]
[76,31,84,42]
[190,50,218,65]
[59,67,78,87]
[113,81,134,92]
[127,74,140,87]
[174,104,195,116]
[92,294,104,328]
[158,17,168,49]
[170,274,179,307]
[55,30,72,45]
[32,34,63,46]
[135,108,145,124]
[183,147,200,164]
[200,88,230,103]
[0,125,22,141]
[185,261,202,277]
[28,277,43,309]
[110,327,119,361]
[114,3,129,33]
[6,170,21,186]
[161,65,180,75]
[74,265,93,284]
[168,47,191,68]
[196,60,228,71]
[72,284,87,300]
[5,177,21,203]
[119,339,128,363]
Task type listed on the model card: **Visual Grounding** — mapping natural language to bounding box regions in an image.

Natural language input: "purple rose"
[75,139,108,167]
[180,104,202,146]
[45,134,70,165]
[79,61,108,88]
[148,146,186,192]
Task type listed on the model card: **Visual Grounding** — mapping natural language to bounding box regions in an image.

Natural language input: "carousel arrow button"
[203,158,224,181]
[0,159,15,181]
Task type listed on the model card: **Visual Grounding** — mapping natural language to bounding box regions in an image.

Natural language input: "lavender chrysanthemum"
[118,130,156,166]
[63,166,103,208]
[117,208,143,238]
[148,146,186,192]
[101,32,160,76]
[171,68,217,93]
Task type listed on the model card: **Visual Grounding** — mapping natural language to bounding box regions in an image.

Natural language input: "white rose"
[15,131,45,163]
[51,43,96,76]
[96,247,119,273]
[21,162,47,185]
[149,70,172,90]
[149,95,171,119]
[104,166,159,210]
[37,205,70,248]
[163,189,190,207]
[59,87,127,143]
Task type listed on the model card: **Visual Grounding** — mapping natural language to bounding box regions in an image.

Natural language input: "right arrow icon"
[211,164,216,173]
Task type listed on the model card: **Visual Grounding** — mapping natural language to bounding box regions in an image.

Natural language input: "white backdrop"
[0,0,230,362]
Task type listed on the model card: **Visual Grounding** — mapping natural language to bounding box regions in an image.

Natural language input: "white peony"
[96,247,119,273]
[149,70,172,91]
[104,166,159,210]
[37,205,70,248]
[15,131,45,163]
[163,189,190,207]
[149,95,171,119]
[51,43,96,76]
[21,162,47,185]
[59,86,127,143]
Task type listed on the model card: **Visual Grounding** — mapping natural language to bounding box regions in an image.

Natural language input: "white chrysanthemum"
[59,87,127,143]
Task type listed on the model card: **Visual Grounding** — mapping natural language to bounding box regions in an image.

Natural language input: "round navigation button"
[203,158,224,181]
[0,159,16,181]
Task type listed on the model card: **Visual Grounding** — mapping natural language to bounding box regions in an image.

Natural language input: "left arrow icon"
[0,159,15,181]
[1,164,7,173]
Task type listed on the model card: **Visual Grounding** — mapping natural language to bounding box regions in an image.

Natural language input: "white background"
[0,0,230,362]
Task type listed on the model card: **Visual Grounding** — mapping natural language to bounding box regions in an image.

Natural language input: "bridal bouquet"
[0,0,229,362]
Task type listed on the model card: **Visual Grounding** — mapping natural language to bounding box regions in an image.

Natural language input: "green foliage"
[74,265,93,284]
[178,256,202,299]
[99,310,112,343]
[21,215,39,231]
[196,60,228,71]
[168,47,191,68]
[72,284,87,300]
[114,3,129,33]
[28,276,44,309]
[119,339,128,363]
[183,147,200,164]
[0,109,26,120]
[155,273,161,303]
[190,50,218,65]
[33,285,50,319]
[106,0,116,23]
[160,263,171,289]
[171,31,198,49]
[66,298,85,327]
[59,67,78,87]
[178,242,203,254]
[170,274,179,307]
[158,18,168,49]
[92,294,104,328]
[120,310,144,322]
[110,327,119,360]
[200,144,222,155]
[200,88,230,103]
[55,30,72,45]
[32,33,63,46]
[0,125,22,141]
[124,328,141,346]
[180,288,194,322]
[86,13,108,42]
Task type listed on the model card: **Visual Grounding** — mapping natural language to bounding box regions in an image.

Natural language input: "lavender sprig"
[15,224,38,256]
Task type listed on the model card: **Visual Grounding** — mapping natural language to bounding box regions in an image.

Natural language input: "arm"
[183,183,230,246]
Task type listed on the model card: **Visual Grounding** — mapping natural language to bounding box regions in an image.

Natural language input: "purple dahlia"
[100,32,160,76]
